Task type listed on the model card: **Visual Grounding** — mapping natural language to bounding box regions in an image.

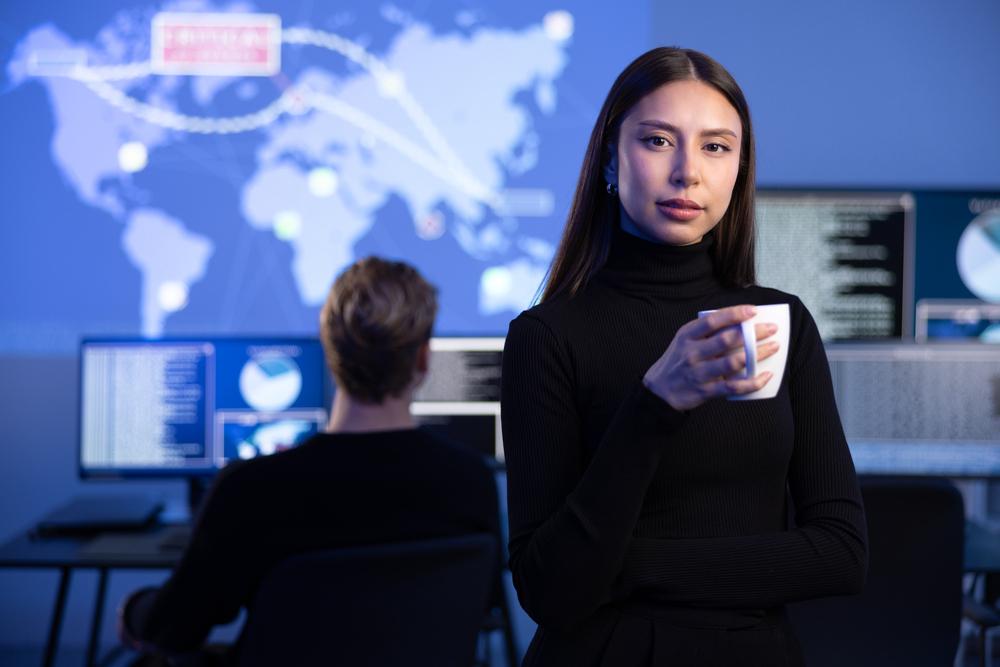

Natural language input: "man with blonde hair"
[119,257,500,663]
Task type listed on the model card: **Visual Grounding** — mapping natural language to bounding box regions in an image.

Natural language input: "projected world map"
[2,1,637,351]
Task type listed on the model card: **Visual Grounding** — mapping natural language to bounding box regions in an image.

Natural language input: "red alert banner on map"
[151,12,281,76]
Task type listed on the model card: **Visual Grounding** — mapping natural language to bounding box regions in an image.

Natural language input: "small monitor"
[827,342,1000,477]
[915,300,1000,343]
[756,190,914,340]
[412,337,505,462]
[79,338,329,478]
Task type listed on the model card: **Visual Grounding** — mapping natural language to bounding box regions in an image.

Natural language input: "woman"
[501,47,867,666]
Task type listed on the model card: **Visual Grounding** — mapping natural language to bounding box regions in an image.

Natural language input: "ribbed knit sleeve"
[620,297,868,607]
[502,313,687,630]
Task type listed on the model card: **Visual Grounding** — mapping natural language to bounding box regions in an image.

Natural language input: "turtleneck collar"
[597,226,722,297]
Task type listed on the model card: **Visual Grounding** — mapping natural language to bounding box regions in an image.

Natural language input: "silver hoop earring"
[606,182,618,196]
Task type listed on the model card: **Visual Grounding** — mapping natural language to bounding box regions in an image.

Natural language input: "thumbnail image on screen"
[79,338,328,477]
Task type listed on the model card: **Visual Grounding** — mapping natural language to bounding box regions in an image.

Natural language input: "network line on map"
[47,26,503,210]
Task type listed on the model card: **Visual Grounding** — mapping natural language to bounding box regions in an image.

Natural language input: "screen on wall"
[0,1,648,354]
[3,1,998,353]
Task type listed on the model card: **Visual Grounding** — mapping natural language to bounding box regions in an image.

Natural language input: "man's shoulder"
[306,429,493,475]
[404,429,496,479]
[211,433,327,488]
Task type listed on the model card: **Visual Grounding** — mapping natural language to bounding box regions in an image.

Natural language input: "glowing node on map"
[237,442,257,460]
[455,10,477,27]
[273,210,303,240]
[376,71,406,98]
[118,141,149,173]
[158,281,189,313]
[481,266,513,301]
[543,11,574,42]
[308,167,339,198]
[416,211,445,240]
[286,86,311,115]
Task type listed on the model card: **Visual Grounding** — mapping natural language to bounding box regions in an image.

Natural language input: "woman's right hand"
[643,305,781,411]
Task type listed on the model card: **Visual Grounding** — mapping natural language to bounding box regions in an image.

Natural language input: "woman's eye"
[705,143,731,153]
[645,136,670,148]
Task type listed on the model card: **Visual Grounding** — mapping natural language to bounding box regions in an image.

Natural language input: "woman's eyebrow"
[637,120,738,138]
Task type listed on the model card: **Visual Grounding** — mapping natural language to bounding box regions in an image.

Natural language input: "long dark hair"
[541,47,757,302]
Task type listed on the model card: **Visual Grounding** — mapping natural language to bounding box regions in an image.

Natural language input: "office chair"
[475,572,519,667]
[789,475,965,667]
[236,533,498,667]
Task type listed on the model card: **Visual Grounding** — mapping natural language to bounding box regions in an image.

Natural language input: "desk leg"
[85,568,109,667]
[42,566,71,667]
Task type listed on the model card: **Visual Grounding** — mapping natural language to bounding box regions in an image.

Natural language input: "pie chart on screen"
[957,210,1000,303]
[239,355,302,411]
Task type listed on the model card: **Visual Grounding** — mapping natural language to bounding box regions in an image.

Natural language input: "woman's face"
[607,79,742,246]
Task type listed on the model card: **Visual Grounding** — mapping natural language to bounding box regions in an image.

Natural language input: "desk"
[0,525,186,667]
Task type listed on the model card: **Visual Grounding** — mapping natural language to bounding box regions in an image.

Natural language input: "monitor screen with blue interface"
[80,338,329,477]
[827,343,1000,477]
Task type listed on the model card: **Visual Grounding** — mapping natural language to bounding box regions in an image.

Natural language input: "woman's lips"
[656,200,703,222]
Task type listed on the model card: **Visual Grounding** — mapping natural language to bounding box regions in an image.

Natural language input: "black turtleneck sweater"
[501,229,867,661]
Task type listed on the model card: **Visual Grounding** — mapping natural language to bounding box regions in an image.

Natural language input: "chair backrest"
[789,475,965,667]
[236,533,498,667]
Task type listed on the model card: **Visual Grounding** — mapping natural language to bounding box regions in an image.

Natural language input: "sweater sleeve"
[128,464,248,652]
[620,297,868,607]
[502,313,687,630]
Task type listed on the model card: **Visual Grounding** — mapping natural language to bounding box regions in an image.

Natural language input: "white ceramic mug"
[697,303,790,400]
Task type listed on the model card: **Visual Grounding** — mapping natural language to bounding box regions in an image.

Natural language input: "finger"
[698,377,733,400]
[726,371,774,396]
[690,305,756,339]
[692,348,747,383]
[754,322,779,342]
[690,325,745,362]
[756,340,780,362]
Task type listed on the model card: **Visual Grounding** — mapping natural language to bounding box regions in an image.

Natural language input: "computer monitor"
[756,190,914,340]
[79,337,329,478]
[412,337,504,463]
[915,299,1000,343]
[827,342,1000,477]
